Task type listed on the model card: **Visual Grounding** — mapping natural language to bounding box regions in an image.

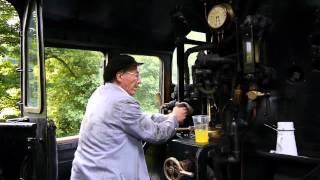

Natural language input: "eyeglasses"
[125,71,141,80]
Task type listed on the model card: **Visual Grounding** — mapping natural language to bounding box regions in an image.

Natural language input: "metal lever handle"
[180,170,194,177]
[175,126,194,131]
[175,102,194,115]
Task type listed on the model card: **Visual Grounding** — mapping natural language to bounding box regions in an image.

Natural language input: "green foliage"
[46,52,161,137]
[0,60,21,121]
[132,55,161,113]
[0,0,20,57]
[0,0,21,121]
[45,48,104,137]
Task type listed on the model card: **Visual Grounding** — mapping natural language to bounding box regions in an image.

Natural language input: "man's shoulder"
[101,83,135,102]
[100,83,123,95]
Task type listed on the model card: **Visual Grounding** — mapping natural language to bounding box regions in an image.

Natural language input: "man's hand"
[175,102,193,115]
[171,106,187,124]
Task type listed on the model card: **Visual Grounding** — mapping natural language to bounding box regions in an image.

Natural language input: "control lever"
[175,126,195,139]
[247,90,272,120]
[161,101,193,115]
[175,102,194,115]
[146,102,193,148]
[175,126,194,132]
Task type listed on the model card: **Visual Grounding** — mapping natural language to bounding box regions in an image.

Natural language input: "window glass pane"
[25,3,40,108]
[186,31,206,41]
[45,48,104,137]
[130,55,161,113]
[172,31,206,85]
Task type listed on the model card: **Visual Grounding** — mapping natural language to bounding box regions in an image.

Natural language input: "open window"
[45,48,104,137]
[129,54,162,113]
[172,31,206,85]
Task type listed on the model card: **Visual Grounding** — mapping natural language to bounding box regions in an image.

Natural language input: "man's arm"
[115,98,187,143]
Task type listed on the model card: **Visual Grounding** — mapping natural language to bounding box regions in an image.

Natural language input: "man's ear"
[115,72,123,82]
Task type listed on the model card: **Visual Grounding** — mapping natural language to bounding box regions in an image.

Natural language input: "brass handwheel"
[163,157,194,180]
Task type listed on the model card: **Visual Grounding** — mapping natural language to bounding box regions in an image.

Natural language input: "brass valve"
[246,90,265,101]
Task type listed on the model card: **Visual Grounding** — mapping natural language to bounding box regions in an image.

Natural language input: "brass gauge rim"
[207,3,235,29]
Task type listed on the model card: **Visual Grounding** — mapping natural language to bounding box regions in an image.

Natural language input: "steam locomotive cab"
[1,0,320,179]
[161,2,320,180]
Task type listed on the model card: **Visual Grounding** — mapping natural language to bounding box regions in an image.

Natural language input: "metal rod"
[264,123,278,131]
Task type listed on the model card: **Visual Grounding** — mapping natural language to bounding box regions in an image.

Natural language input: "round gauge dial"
[207,4,234,29]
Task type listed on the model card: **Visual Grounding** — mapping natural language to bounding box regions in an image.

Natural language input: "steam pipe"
[184,44,215,85]
[229,119,240,162]
[177,43,185,102]
[220,104,240,163]
[175,37,207,46]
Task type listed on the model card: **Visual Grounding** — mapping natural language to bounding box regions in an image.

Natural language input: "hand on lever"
[171,102,193,124]
[175,102,193,115]
[171,106,188,124]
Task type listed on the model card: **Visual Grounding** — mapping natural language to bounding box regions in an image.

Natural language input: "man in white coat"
[71,55,187,180]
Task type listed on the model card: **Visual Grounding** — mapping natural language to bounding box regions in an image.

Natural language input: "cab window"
[172,31,206,84]
[45,47,104,137]
[129,55,162,113]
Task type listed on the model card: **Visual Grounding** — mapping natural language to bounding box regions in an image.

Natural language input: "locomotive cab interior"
[2,0,320,179]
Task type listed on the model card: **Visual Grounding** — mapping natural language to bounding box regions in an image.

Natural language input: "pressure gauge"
[207,3,234,29]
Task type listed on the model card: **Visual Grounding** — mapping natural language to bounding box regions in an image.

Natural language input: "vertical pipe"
[207,98,211,122]
[177,43,185,102]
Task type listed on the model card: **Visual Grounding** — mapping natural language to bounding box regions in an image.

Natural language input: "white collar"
[108,83,130,96]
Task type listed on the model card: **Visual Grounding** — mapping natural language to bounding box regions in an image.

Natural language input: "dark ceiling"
[41,0,206,52]
[42,0,199,52]
[7,0,209,52]
[7,0,320,55]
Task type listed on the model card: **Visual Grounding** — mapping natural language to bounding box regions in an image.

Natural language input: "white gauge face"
[207,6,228,29]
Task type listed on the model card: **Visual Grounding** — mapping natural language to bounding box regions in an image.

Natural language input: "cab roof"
[8,0,206,52]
